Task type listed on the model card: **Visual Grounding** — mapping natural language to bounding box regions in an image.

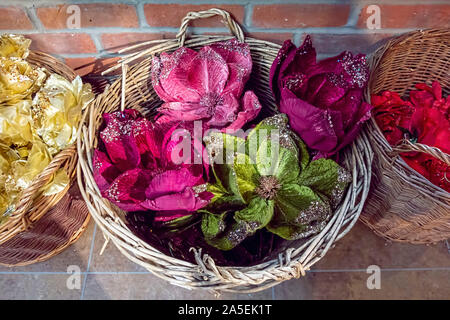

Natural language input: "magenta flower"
[151,39,262,131]
[269,36,372,158]
[93,109,212,221]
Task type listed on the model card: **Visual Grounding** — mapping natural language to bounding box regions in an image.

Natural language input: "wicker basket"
[77,8,373,292]
[0,51,90,266]
[360,29,450,244]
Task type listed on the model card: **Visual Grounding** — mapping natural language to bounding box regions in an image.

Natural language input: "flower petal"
[103,168,151,212]
[143,187,210,212]
[210,39,252,97]
[92,149,121,192]
[223,91,261,132]
[151,47,201,103]
[157,101,209,122]
[207,92,240,128]
[100,110,141,172]
[145,168,202,200]
[187,46,229,96]
[280,88,338,153]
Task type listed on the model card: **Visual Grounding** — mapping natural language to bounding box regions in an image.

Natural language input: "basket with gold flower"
[0,34,94,266]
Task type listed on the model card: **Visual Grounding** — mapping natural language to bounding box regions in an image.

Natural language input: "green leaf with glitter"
[209,161,244,204]
[298,158,350,205]
[201,197,274,251]
[201,114,350,250]
[201,210,228,240]
[234,197,274,232]
[273,183,327,225]
[233,153,258,203]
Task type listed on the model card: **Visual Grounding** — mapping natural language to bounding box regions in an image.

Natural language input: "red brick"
[246,32,293,45]
[27,33,97,54]
[144,4,245,28]
[357,5,450,29]
[65,57,120,76]
[252,4,350,28]
[101,32,176,52]
[0,7,33,30]
[308,33,395,55]
[37,4,138,29]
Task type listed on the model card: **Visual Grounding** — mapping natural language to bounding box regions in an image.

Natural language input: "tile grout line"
[1,267,449,275]
[80,224,97,300]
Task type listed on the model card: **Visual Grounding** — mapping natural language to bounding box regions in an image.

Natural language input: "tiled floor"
[0,220,448,300]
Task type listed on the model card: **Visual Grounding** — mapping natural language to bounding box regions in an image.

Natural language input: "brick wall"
[0,0,448,76]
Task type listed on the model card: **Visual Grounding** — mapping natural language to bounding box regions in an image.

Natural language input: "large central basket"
[77,9,373,292]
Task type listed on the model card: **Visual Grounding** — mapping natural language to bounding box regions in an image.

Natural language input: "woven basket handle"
[11,146,75,228]
[176,8,245,47]
[391,140,450,165]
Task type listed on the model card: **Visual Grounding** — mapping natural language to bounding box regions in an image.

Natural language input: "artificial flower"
[151,39,261,131]
[93,109,212,220]
[0,34,31,59]
[0,57,46,104]
[269,36,372,158]
[371,90,414,145]
[0,137,69,219]
[0,99,34,147]
[31,74,94,155]
[201,114,350,251]
[372,81,450,192]
[0,34,93,220]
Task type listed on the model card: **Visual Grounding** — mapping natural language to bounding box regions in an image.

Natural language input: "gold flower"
[31,74,94,155]
[0,34,31,59]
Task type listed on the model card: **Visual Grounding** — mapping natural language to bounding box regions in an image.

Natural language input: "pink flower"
[151,39,261,131]
[269,36,372,158]
[93,109,212,221]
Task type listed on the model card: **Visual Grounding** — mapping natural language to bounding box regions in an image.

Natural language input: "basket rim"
[77,30,373,292]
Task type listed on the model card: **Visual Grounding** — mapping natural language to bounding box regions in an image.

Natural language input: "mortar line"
[0,26,414,35]
[4,0,450,6]
[80,223,97,300]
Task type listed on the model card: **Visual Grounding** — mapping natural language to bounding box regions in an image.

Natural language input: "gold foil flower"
[31,74,94,155]
[0,99,34,147]
[0,34,31,59]
[0,57,47,104]
[0,34,93,220]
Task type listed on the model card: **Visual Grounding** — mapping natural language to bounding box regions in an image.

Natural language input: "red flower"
[372,81,450,192]
[371,91,414,145]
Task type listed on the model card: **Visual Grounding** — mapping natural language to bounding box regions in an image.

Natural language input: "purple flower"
[270,36,372,158]
[93,109,212,221]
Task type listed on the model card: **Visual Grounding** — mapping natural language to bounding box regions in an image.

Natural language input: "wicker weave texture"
[77,9,373,292]
[361,29,450,244]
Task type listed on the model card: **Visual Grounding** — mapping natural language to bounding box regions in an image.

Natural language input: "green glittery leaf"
[201,197,274,251]
[233,153,258,203]
[201,114,350,250]
[298,158,350,207]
